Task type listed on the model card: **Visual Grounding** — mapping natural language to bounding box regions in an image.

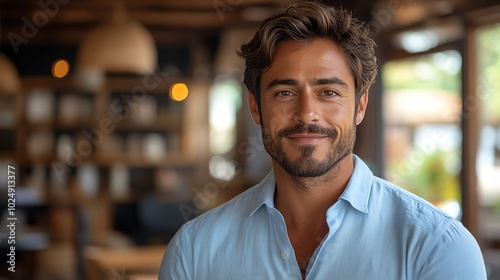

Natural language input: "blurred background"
[0,0,499,279]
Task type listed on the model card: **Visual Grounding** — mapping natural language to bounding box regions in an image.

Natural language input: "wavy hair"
[237,2,378,110]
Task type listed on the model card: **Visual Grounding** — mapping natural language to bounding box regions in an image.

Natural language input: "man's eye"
[322,90,338,97]
[276,91,293,97]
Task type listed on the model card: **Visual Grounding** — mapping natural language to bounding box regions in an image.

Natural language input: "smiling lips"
[286,134,329,144]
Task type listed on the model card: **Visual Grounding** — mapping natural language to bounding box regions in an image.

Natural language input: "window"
[476,23,500,243]
[382,50,463,219]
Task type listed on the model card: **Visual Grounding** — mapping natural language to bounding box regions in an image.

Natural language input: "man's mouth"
[286,134,329,144]
[278,124,337,139]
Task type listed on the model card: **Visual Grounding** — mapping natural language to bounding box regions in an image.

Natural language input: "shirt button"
[281,251,289,259]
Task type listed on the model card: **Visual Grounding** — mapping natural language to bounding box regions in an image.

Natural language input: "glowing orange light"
[52,59,70,78]
[170,83,188,101]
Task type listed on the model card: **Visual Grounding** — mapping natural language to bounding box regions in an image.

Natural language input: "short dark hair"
[238,2,378,110]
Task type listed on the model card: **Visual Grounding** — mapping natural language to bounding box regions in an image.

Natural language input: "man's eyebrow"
[265,77,349,90]
[265,79,298,89]
[313,77,349,89]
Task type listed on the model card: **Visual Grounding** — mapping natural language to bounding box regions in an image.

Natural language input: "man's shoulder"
[181,182,265,233]
[370,176,458,228]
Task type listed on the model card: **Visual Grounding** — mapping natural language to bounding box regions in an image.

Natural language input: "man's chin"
[281,158,333,178]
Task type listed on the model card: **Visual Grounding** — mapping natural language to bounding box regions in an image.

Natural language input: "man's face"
[248,38,368,178]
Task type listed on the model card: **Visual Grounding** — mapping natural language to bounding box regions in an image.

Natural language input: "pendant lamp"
[76,3,157,75]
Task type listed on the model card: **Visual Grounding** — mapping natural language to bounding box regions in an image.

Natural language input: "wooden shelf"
[0,151,17,159]
[22,119,182,131]
[19,153,204,168]
[21,75,195,93]
[113,119,182,131]
[7,75,209,251]
[19,156,57,165]
[0,126,17,130]
[0,91,20,96]
[91,153,204,167]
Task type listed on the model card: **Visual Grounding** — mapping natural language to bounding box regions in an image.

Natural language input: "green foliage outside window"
[391,150,461,205]
[478,24,500,122]
[383,50,462,210]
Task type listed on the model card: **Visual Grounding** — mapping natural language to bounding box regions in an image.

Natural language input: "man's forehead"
[262,39,354,86]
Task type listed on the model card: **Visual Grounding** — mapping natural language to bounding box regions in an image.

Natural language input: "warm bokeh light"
[169,83,188,101]
[52,59,70,78]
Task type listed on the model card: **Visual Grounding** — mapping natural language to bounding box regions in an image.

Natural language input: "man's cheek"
[268,106,293,123]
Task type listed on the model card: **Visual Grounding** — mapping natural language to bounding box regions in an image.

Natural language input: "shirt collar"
[247,155,373,216]
[338,155,373,214]
[248,172,276,216]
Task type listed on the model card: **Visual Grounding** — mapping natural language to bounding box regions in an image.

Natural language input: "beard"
[262,122,356,178]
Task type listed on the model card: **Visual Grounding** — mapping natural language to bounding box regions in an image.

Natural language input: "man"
[159,2,487,279]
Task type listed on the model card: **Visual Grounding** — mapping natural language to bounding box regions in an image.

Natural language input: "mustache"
[277,124,337,139]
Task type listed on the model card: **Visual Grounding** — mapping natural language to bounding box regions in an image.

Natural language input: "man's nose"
[292,92,320,125]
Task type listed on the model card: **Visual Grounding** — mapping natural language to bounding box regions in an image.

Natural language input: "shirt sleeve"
[158,225,192,280]
[417,221,487,280]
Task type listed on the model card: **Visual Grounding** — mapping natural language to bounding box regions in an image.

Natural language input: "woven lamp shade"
[77,16,157,75]
[0,53,21,93]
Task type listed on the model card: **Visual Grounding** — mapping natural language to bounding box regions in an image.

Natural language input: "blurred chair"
[137,196,190,244]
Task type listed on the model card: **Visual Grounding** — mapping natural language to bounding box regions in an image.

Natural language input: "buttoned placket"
[304,201,348,279]
[268,206,303,280]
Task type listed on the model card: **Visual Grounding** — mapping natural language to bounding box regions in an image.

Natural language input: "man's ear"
[248,91,261,126]
[355,91,369,125]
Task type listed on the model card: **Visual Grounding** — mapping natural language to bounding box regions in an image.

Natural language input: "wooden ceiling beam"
[0,25,215,46]
[2,0,287,8]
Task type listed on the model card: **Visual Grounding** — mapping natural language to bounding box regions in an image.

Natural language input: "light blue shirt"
[159,156,487,279]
